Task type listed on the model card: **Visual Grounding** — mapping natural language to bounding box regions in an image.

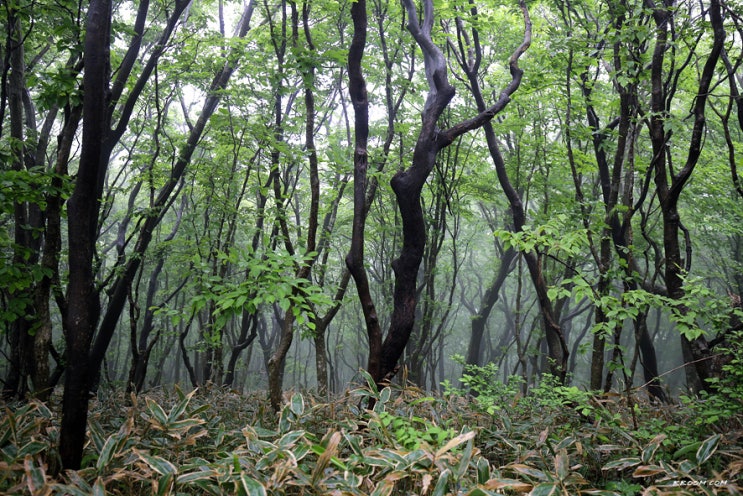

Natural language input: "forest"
[1,0,742,493]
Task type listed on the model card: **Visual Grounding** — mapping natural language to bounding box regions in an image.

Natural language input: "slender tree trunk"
[345,0,384,383]
[454,1,566,381]
[648,0,725,392]
[4,12,30,400]
[224,311,258,387]
[179,317,199,388]
[268,310,294,410]
[465,248,517,367]
[60,0,112,469]
[635,310,666,401]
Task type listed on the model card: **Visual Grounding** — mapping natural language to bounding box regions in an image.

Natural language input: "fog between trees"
[1,0,742,470]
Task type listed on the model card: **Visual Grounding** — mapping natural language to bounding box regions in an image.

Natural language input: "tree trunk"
[268,311,294,411]
[647,0,725,392]
[465,248,517,367]
[4,11,29,400]
[224,311,258,387]
[313,325,329,396]
[345,0,385,383]
[452,1,566,381]
[635,311,667,402]
[375,0,455,385]
[346,0,532,387]
[59,0,112,469]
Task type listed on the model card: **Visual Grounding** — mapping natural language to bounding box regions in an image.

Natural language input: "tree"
[347,0,533,388]
[267,0,323,411]
[59,0,115,468]
[60,0,256,469]
[448,1,569,381]
[1,0,83,401]
[646,0,725,391]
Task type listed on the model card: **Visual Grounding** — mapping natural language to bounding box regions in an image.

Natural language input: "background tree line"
[1,0,741,470]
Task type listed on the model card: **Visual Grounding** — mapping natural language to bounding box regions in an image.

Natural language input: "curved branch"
[345,0,384,380]
[440,0,531,146]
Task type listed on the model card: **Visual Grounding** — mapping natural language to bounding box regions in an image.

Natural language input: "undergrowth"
[1,370,741,495]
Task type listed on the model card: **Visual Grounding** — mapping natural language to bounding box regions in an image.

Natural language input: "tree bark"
[60,0,112,469]
[224,311,258,387]
[371,0,534,385]
[452,0,566,380]
[465,248,517,367]
[647,0,725,392]
[4,11,34,400]
[345,0,385,382]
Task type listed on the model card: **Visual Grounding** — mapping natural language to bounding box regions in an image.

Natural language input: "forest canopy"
[1,0,742,485]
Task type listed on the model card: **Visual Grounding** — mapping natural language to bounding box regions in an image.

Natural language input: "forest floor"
[1,376,742,495]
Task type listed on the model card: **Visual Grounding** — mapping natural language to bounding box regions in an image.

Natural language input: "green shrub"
[1,378,741,495]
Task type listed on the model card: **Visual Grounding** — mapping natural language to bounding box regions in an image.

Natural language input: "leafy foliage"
[1,378,741,495]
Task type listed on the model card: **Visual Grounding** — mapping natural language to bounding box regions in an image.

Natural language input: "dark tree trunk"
[635,311,667,402]
[2,10,60,400]
[346,0,532,387]
[408,181,447,386]
[267,0,324,411]
[376,0,455,385]
[5,12,31,400]
[451,1,566,381]
[345,0,384,382]
[224,311,258,387]
[268,309,291,410]
[647,0,725,392]
[60,0,112,469]
[465,248,517,367]
[58,0,234,469]
[179,317,199,389]
[313,325,329,395]
[263,0,295,408]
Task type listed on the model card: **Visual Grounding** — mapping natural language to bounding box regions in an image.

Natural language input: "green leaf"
[379,387,391,404]
[146,398,169,427]
[278,429,306,449]
[360,369,380,395]
[632,464,665,477]
[673,441,702,460]
[435,430,476,457]
[695,434,720,465]
[290,393,304,416]
[96,435,120,471]
[465,489,498,496]
[554,449,569,481]
[92,478,106,496]
[168,387,196,423]
[239,474,267,496]
[508,463,548,481]
[156,473,174,496]
[641,434,666,464]
[23,455,46,492]
[530,483,560,496]
[477,457,490,484]
[602,457,641,471]
[17,440,47,457]
[176,469,218,484]
[135,450,178,476]
[431,468,451,496]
